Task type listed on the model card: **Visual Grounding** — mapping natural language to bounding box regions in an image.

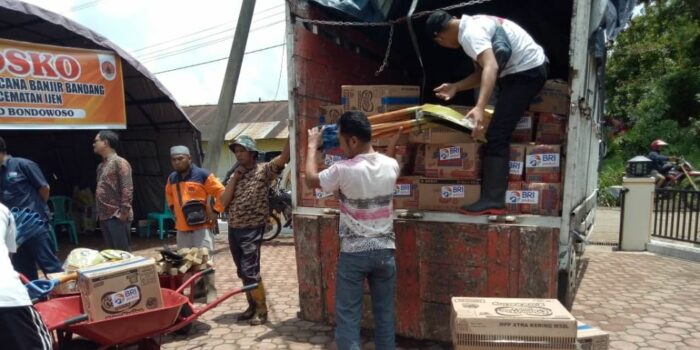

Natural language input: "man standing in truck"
[305,111,401,350]
[426,10,548,215]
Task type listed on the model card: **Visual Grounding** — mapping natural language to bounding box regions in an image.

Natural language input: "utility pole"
[203,0,256,173]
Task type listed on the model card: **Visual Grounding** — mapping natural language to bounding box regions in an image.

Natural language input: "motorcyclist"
[648,139,676,187]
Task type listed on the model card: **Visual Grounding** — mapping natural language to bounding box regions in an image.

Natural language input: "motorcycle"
[263,178,293,241]
[658,156,700,210]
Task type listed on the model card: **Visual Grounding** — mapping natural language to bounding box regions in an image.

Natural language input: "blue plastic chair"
[48,196,79,245]
[146,201,175,240]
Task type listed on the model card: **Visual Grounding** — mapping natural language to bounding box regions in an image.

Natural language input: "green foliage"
[600,0,700,205]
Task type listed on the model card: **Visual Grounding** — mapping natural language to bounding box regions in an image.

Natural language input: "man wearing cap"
[222,135,290,325]
[426,10,548,215]
[166,145,225,303]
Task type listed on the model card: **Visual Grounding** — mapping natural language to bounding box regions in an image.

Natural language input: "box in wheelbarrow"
[78,257,163,321]
[451,297,577,350]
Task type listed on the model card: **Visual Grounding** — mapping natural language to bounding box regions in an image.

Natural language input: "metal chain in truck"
[293,0,495,76]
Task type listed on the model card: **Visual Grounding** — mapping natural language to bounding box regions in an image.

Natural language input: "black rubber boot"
[237,291,256,321]
[460,156,509,215]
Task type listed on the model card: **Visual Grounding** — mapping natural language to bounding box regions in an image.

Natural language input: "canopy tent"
[0,0,202,219]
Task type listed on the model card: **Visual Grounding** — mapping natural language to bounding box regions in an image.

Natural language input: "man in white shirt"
[0,203,53,349]
[305,111,400,350]
[426,10,548,215]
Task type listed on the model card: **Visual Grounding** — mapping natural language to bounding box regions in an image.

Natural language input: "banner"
[0,39,126,129]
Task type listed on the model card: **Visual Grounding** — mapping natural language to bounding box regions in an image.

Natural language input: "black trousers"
[484,63,548,158]
[228,226,264,285]
[0,306,53,349]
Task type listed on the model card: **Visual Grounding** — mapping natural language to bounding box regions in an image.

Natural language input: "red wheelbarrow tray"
[34,269,257,347]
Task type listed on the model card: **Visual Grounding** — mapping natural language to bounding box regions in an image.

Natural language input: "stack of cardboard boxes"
[506,80,569,216]
[302,80,569,216]
[451,297,609,350]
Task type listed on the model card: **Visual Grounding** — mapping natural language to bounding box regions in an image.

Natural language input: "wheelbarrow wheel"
[175,303,194,335]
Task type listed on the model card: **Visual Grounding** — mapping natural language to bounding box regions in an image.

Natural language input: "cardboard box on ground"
[451,297,577,350]
[341,85,420,115]
[577,322,610,350]
[78,257,163,321]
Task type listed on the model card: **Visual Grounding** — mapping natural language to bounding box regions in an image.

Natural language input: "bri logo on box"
[527,153,559,168]
[506,191,539,204]
[441,185,465,199]
[394,183,412,197]
[509,161,524,175]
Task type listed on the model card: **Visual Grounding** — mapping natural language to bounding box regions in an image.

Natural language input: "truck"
[284,0,618,341]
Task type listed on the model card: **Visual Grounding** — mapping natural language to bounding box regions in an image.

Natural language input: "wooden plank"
[416,222,487,266]
[486,225,511,297]
[419,262,486,304]
[394,220,421,338]
[517,227,557,298]
[293,215,324,321]
[319,215,340,324]
[420,302,452,343]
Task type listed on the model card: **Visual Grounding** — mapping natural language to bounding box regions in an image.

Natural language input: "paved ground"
[49,211,700,349]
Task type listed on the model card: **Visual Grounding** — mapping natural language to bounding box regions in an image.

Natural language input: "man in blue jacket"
[0,137,62,280]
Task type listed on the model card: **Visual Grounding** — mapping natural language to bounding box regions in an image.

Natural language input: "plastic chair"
[47,225,59,252]
[48,196,79,245]
[146,201,175,240]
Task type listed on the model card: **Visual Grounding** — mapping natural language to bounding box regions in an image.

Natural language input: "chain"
[294,0,495,27]
[375,24,394,76]
[294,0,495,76]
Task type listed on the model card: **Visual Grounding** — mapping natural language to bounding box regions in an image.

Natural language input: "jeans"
[12,232,63,281]
[335,249,396,350]
[485,63,548,158]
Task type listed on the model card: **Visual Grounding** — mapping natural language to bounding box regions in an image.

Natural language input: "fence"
[652,188,700,243]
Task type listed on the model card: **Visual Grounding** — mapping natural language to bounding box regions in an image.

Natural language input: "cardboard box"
[47,272,78,295]
[521,182,562,216]
[376,145,415,176]
[511,113,535,143]
[299,174,340,208]
[320,104,344,124]
[408,125,473,145]
[536,113,567,144]
[529,80,570,115]
[425,143,481,180]
[451,297,577,350]
[78,257,163,321]
[505,181,529,214]
[394,176,420,209]
[509,144,526,181]
[341,85,420,115]
[413,144,426,175]
[577,322,610,350]
[371,133,409,147]
[417,178,480,212]
[525,144,561,183]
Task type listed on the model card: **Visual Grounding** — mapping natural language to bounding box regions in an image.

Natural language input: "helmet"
[228,135,258,153]
[650,139,668,151]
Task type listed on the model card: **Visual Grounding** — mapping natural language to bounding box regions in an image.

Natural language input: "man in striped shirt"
[305,111,400,350]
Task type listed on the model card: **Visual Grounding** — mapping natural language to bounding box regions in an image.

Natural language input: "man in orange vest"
[166,145,225,302]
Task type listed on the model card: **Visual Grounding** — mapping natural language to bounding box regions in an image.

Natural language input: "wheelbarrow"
[33,268,257,349]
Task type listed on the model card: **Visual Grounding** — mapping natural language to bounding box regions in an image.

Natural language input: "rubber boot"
[237,290,256,321]
[460,156,509,215]
[249,281,268,326]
